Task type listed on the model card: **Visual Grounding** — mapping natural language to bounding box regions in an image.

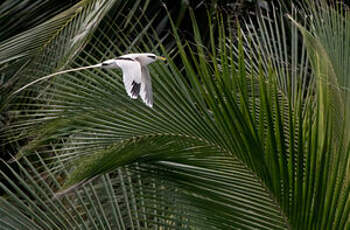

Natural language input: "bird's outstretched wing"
[115,59,141,99]
[140,66,153,107]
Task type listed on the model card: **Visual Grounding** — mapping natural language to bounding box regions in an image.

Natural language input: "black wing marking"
[116,57,135,61]
[131,81,141,98]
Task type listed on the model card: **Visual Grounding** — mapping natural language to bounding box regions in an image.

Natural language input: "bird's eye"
[147,55,156,59]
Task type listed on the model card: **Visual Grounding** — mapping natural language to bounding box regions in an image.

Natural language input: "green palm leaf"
[1,2,349,229]
[0,0,116,92]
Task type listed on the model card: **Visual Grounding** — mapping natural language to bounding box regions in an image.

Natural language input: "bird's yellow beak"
[157,56,166,61]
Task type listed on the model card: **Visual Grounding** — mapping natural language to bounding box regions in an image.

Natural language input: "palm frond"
[1,2,350,229]
[0,0,79,41]
[0,0,117,105]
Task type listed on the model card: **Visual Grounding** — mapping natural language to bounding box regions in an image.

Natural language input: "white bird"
[101,53,166,107]
[12,53,166,108]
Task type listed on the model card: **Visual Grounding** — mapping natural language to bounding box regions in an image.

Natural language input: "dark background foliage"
[1,1,349,229]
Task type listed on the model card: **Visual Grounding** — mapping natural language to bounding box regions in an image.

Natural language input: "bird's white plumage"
[121,53,156,65]
[101,53,165,107]
[114,59,141,99]
[12,53,164,108]
[140,66,153,107]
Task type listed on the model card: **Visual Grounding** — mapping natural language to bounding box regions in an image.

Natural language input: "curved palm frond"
[0,0,117,108]
[0,0,151,159]
[1,2,349,229]
[0,0,80,41]
[0,0,113,65]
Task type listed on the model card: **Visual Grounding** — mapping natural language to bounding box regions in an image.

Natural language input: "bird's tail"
[12,63,102,96]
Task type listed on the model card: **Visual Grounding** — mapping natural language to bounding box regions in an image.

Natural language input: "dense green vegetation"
[0,0,349,229]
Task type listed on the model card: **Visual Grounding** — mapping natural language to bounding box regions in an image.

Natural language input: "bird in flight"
[101,53,166,108]
[13,53,166,108]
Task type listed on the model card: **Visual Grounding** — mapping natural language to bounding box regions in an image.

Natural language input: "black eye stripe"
[147,55,156,59]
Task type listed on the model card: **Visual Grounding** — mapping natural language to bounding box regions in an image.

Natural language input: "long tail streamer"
[12,63,102,95]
